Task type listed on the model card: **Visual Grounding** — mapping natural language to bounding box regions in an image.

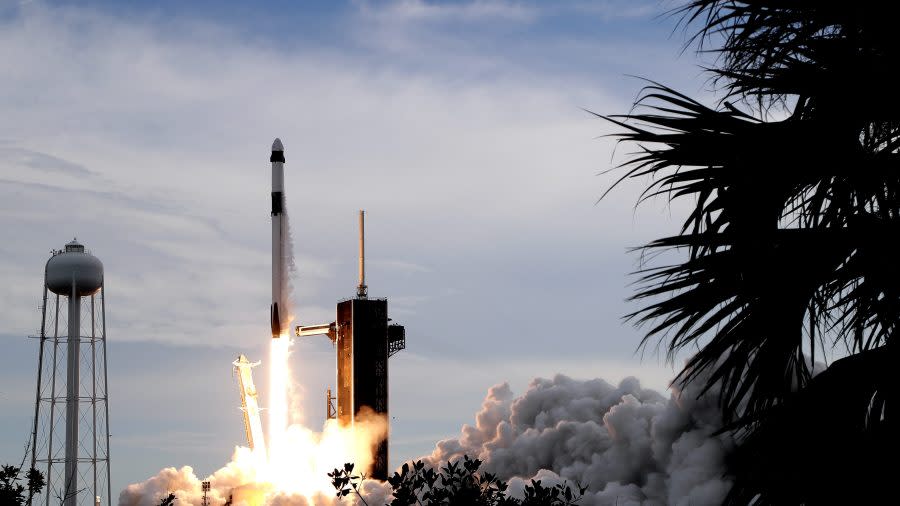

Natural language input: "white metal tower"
[233,354,266,455]
[30,239,111,506]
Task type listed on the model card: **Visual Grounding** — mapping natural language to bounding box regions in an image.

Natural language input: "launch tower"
[30,239,111,506]
[233,355,266,454]
[296,211,406,480]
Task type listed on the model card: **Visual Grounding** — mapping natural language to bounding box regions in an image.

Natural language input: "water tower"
[30,239,111,506]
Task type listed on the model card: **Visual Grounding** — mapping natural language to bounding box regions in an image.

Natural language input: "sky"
[0,0,712,500]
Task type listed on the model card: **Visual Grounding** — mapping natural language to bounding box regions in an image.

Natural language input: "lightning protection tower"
[30,239,111,506]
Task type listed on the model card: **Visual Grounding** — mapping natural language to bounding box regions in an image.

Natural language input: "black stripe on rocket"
[271,302,282,337]
[272,192,283,215]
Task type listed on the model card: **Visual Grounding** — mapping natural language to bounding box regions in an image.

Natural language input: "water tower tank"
[45,239,103,296]
[31,238,111,506]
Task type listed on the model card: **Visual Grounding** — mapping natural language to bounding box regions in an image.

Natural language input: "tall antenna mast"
[357,210,367,298]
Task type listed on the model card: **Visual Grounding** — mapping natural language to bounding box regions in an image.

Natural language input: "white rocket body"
[270,138,288,338]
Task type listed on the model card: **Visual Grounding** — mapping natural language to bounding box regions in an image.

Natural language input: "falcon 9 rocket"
[270,138,289,338]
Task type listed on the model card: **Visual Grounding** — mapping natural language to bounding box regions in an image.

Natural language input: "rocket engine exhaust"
[270,138,289,338]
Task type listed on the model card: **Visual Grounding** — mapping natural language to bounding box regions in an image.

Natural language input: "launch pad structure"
[233,355,266,454]
[297,210,406,480]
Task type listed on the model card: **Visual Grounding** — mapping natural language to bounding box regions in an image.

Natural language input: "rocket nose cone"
[272,138,284,152]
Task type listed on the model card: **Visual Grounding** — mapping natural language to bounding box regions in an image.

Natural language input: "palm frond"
[604,2,900,502]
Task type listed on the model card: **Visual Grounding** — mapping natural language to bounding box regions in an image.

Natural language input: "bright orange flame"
[221,335,386,503]
[120,336,389,506]
[267,335,291,466]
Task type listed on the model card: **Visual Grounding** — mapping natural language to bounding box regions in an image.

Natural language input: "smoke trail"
[281,198,296,321]
[270,191,295,467]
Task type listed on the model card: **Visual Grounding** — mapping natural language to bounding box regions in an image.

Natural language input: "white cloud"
[355,0,539,24]
[1,2,660,349]
[566,0,664,20]
[0,146,96,176]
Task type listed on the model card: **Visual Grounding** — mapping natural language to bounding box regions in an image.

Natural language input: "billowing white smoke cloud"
[423,374,733,506]
[118,412,390,506]
[119,373,732,506]
[118,447,271,506]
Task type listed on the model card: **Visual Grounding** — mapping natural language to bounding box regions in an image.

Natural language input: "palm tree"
[604,1,897,503]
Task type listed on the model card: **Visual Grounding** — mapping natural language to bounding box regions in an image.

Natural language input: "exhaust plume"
[119,412,388,506]
[120,369,734,506]
[422,374,734,506]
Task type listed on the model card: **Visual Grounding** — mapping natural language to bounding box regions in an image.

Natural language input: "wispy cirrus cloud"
[353,0,667,27]
[0,146,96,176]
[355,0,538,24]
[565,0,666,20]
[0,3,606,345]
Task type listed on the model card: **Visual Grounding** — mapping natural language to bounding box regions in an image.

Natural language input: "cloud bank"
[0,1,629,349]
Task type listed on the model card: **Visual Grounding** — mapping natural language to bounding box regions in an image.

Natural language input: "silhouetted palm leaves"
[605,1,898,503]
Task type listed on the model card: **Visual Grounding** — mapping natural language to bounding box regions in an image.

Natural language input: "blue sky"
[0,0,711,501]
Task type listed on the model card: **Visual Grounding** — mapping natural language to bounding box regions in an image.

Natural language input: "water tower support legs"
[64,282,80,506]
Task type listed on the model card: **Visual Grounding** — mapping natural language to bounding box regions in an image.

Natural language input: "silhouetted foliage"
[0,464,44,506]
[604,1,899,504]
[329,463,370,506]
[156,492,176,506]
[329,456,584,506]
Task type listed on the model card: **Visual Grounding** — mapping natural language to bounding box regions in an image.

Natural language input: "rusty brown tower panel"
[336,297,390,479]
